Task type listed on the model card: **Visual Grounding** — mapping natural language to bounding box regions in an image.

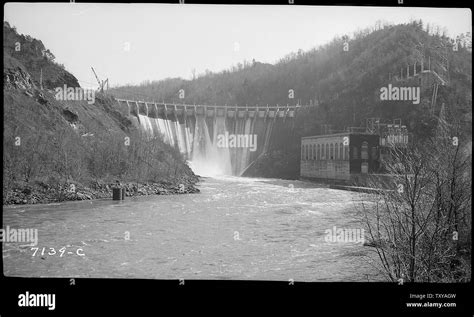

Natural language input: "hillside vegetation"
[109,21,472,179]
[3,22,199,205]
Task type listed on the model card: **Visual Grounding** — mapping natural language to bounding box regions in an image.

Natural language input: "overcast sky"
[4,4,472,88]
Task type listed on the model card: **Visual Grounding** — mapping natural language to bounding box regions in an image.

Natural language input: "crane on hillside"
[91,67,108,93]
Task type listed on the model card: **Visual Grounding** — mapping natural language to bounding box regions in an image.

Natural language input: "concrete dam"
[116,99,303,176]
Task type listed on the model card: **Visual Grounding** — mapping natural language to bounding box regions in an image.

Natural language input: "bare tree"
[358,127,471,282]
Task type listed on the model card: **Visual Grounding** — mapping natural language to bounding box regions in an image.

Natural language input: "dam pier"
[116,99,305,176]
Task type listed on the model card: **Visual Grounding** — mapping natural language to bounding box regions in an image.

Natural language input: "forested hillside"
[109,21,472,178]
[3,22,198,205]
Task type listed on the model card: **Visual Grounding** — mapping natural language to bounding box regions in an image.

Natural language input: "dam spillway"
[116,99,302,176]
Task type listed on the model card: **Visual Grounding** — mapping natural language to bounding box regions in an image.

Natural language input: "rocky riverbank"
[3,176,200,205]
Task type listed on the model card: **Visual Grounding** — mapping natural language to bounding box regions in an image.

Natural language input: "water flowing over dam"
[117,99,302,176]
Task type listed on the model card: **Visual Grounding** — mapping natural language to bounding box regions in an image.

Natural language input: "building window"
[371,147,377,160]
[330,143,334,160]
[339,143,343,160]
[345,146,349,160]
[361,162,368,174]
[306,145,309,160]
[325,144,329,160]
[317,144,320,160]
[352,146,358,159]
[361,141,369,160]
[311,144,315,160]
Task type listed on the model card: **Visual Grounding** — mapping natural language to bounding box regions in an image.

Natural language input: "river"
[3,177,382,281]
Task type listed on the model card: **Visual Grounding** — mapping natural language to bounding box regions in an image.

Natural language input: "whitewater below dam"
[132,111,276,176]
[3,177,382,281]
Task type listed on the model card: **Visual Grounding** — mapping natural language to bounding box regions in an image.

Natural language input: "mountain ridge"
[108,21,472,178]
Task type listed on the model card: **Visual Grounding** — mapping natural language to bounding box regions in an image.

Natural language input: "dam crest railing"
[116,98,309,120]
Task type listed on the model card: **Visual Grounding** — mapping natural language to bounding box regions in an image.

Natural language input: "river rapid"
[3,176,382,281]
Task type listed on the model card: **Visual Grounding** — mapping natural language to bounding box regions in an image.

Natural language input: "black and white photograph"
[2,1,472,314]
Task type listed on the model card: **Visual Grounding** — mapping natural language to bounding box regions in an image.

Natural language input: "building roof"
[301,132,376,140]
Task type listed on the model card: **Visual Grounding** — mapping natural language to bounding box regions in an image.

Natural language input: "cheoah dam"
[117,99,303,176]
